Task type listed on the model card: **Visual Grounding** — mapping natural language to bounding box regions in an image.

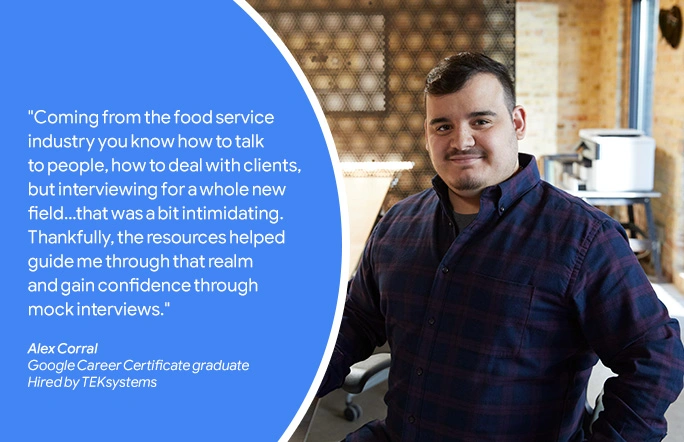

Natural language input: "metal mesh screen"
[248,0,516,208]
[260,12,387,112]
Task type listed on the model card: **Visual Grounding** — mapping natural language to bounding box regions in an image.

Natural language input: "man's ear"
[512,105,526,140]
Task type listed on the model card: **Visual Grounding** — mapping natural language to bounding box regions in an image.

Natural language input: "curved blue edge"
[0,1,344,440]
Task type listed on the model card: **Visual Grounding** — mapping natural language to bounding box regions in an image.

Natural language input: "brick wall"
[653,0,684,290]
[518,0,684,286]
[516,0,624,154]
[515,3,558,158]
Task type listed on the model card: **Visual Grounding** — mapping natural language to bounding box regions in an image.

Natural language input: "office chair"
[341,352,391,421]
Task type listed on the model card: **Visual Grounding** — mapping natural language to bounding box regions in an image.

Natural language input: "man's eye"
[473,119,490,126]
[436,124,451,131]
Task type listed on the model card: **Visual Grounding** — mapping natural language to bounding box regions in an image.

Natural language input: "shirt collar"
[431,153,540,215]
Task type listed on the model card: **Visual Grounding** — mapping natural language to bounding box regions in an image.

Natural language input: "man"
[318,52,684,441]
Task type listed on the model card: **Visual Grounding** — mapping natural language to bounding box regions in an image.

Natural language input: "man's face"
[424,73,526,201]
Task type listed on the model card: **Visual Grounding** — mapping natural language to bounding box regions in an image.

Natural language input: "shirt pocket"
[450,272,534,358]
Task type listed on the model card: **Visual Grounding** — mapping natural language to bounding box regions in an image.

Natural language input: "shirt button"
[441,266,449,274]
[428,317,435,325]
[416,367,423,376]
[499,205,505,213]
[408,415,416,424]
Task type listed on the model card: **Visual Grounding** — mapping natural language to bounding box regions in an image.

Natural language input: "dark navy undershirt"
[453,211,477,233]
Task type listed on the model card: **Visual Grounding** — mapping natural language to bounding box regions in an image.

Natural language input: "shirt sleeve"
[569,219,684,441]
[316,230,388,397]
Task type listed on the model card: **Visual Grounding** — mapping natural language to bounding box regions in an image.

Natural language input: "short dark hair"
[424,52,516,112]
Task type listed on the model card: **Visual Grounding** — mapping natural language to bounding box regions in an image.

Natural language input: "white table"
[341,161,414,277]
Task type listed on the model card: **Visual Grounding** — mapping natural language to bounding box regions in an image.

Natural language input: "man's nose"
[449,125,476,150]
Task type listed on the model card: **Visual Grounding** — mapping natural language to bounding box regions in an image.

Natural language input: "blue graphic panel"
[0,1,343,440]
